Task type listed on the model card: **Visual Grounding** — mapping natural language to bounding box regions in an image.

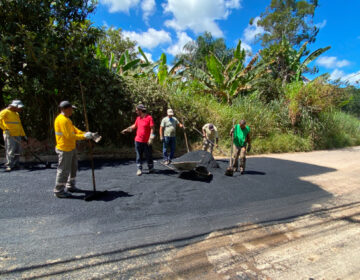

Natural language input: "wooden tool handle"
[79,81,96,192]
[181,118,190,153]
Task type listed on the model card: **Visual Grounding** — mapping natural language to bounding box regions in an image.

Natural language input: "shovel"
[190,126,228,156]
[181,117,190,153]
[225,119,235,176]
[79,80,107,201]
[6,139,52,168]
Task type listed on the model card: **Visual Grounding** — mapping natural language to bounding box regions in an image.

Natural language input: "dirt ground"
[0,147,359,279]
[130,147,360,280]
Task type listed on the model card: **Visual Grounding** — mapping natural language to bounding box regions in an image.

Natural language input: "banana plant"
[263,37,331,85]
[95,46,141,76]
[187,40,264,104]
[156,53,184,86]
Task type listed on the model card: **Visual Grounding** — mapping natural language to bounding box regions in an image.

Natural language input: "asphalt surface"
[0,153,335,278]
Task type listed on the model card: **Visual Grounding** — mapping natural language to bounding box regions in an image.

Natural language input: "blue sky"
[89,0,360,86]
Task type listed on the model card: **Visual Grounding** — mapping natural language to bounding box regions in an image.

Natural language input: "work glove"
[4,130,10,137]
[85,132,102,142]
[160,136,164,142]
[247,144,251,152]
[84,132,93,140]
[23,136,29,144]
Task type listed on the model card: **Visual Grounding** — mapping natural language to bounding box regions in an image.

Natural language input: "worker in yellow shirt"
[54,101,99,198]
[0,100,27,171]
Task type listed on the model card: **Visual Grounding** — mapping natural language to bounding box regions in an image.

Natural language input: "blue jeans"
[135,141,153,170]
[163,136,176,161]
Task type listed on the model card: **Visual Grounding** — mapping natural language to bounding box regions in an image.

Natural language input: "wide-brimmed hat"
[59,101,77,109]
[167,109,174,116]
[10,100,24,108]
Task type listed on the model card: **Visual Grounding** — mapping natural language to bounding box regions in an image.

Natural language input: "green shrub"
[253,133,312,154]
[315,110,360,149]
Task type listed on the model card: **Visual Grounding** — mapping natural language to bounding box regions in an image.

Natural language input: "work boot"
[136,169,142,176]
[148,167,155,174]
[66,186,81,193]
[4,167,11,172]
[54,192,72,198]
[162,160,169,165]
[240,168,245,175]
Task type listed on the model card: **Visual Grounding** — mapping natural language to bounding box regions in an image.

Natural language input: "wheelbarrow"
[159,160,212,179]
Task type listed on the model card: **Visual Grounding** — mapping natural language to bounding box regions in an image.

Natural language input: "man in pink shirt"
[121,104,155,176]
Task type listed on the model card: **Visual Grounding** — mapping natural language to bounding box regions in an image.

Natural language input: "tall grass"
[169,90,360,154]
[315,110,360,149]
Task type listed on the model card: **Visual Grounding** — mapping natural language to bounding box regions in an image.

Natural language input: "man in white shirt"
[159,109,184,164]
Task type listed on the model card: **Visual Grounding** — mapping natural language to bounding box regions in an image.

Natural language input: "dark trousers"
[163,136,176,161]
[135,141,153,170]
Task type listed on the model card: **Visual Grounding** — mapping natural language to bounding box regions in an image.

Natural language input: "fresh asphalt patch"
[0,152,335,277]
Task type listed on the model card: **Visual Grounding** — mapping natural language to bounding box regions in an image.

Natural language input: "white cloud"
[141,0,156,22]
[163,0,242,37]
[243,16,264,43]
[315,19,327,29]
[240,41,252,54]
[100,0,155,21]
[225,0,241,9]
[100,0,140,13]
[330,69,345,80]
[330,69,360,85]
[123,28,172,49]
[166,32,194,56]
[317,56,350,69]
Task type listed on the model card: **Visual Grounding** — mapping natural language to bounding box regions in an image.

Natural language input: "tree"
[255,0,319,46]
[175,32,233,72]
[0,0,132,143]
[97,27,137,61]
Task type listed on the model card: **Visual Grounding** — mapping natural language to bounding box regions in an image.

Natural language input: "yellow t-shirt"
[0,108,26,136]
[54,113,85,151]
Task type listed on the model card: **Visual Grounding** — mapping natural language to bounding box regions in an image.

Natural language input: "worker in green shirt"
[230,119,251,174]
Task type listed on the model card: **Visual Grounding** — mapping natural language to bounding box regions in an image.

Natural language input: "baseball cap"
[59,101,77,109]
[136,104,146,111]
[167,109,174,116]
[10,100,24,108]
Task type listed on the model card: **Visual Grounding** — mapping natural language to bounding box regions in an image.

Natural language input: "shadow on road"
[66,190,133,201]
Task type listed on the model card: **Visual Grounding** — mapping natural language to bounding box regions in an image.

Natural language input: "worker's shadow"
[67,190,133,202]
[241,170,266,175]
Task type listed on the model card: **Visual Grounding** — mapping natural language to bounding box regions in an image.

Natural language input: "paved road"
[0,147,359,279]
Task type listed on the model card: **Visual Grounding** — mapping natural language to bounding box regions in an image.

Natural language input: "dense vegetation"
[1,0,359,154]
